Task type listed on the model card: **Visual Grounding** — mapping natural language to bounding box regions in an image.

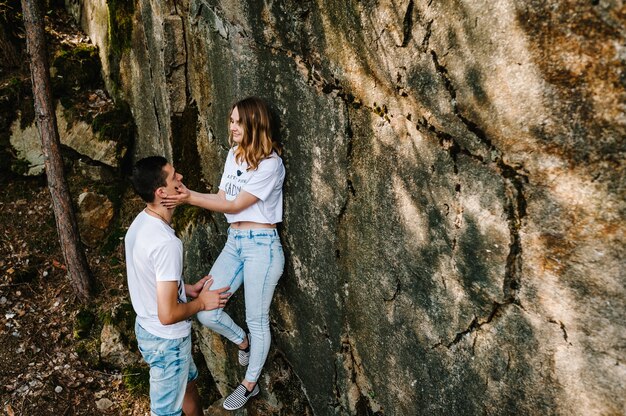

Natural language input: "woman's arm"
[188,188,258,214]
[163,184,258,214]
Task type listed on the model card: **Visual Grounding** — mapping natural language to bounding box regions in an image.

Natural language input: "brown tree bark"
[20,0,93,303]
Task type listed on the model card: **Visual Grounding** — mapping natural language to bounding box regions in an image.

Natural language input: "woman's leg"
[241,231,285,383]
[197,234,246,345]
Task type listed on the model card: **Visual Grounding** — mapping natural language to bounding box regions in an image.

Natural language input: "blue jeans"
[197,228,284,382]
[135,322,198,416]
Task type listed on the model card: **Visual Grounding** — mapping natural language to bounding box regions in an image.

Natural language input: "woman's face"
[230,106,244,144]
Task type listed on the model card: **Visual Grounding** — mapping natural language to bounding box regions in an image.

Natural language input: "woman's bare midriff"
[230,221,276,229]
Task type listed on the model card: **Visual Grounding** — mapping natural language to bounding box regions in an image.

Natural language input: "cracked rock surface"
[71,0,625,414]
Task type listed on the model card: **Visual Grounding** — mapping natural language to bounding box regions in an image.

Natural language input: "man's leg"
[182,380,202,416]
[135,322,193,416]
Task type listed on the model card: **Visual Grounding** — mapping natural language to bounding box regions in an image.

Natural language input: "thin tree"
[20,0,93,302]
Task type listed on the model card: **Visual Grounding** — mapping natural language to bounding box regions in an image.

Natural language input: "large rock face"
[71,0,625,414]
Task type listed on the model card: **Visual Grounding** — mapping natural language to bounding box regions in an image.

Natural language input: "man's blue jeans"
[135,322,197,416]
[198,228,284,382]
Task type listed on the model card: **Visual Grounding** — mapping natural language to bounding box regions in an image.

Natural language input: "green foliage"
[0,78,21,166]
[100,301,137,350]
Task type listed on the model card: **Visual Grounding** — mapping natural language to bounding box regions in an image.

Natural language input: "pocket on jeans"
[252,235,274,246]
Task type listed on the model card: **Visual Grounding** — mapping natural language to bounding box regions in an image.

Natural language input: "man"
[125,156,231,416]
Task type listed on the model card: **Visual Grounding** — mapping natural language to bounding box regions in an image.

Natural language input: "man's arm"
[185,275,210,298]
[156,279,230,325]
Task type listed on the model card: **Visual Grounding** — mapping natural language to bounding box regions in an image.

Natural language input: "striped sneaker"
[238,334,250,366]
[223,383,259,410]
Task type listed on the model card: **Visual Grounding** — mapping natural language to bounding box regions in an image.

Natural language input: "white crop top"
[219,148,285,224]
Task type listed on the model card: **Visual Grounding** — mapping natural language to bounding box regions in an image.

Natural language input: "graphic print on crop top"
[223,168,247,199]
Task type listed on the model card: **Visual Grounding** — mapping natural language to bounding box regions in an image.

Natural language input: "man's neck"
[145,203,173,225]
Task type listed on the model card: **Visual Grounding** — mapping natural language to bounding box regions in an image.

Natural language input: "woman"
[163,96,285,410]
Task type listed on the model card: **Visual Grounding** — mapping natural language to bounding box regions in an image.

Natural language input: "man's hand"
[197,280,231,311]
[162,183,191,209]
[186,275,211,298]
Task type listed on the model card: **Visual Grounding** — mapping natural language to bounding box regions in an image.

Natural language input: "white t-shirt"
[219,148,285,224]
[125,210,190,339]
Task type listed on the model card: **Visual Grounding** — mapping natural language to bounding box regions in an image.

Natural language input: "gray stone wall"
[71,0,625,414]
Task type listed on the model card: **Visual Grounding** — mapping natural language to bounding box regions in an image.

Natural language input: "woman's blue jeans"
[197,228,284,382]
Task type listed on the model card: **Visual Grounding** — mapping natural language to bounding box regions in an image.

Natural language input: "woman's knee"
[197,309,222,327]
[246,314,270,332]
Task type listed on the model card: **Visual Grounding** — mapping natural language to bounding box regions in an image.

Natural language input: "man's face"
[160,163,183,197]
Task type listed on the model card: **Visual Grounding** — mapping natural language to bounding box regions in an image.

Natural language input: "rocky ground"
[0,170,152,415]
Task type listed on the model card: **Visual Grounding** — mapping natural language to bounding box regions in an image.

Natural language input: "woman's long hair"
[229,97,281,171]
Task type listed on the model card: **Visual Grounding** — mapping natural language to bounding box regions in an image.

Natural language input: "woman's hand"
[162,183,191,208]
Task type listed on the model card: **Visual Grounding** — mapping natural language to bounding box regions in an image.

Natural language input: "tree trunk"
[20,0,93,303]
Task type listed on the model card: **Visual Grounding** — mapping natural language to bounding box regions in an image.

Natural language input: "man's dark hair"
[130,156,168,203]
